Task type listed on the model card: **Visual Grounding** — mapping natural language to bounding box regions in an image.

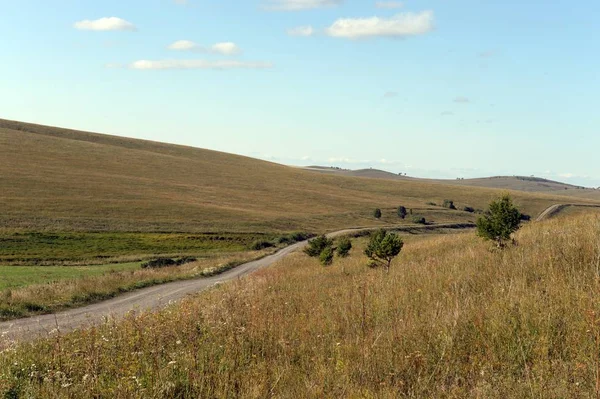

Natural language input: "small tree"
[304,235,333,257]
[412,216,426,224]
[364,229,404,273]
[373,208,382,219]
[319,246,334,266]
[476,194,522,248]
[442,199,457,210]
[337,237,352,257]
[397,206,407,219]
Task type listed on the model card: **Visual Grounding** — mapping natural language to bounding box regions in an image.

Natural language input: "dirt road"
[0,224,473,344]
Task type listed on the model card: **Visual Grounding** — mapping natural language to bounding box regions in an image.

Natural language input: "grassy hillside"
[3,214,600,397]
[1,118,597,234]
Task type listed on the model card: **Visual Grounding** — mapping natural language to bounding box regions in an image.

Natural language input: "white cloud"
[375,1,403,9]
[325,11,434,39]
[129,59,273,70]
[211,42,241,55]
[74,17,136,32]
[264,0,343,11]
[167,40,241,55]
[287,26,315,37]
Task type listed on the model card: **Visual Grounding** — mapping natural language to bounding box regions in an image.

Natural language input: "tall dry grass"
[2,215,600,397]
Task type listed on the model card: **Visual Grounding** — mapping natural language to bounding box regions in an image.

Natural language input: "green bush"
[412,216,426,224]
[476,194,522,248]
[337,237,352,257]
[397,206,407,219]
[373,208,382,219]
[249,240,275,250]
[463,206,475,213]
[304,235,334,258]
[442,199,457,210]
[364,229,404,272]
[319,246,334,266]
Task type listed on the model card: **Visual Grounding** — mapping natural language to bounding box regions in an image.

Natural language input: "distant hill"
[303,166,600,199]
[2,118,599,233]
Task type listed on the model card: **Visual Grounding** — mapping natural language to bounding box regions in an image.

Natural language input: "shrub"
[412,216,426,224]
[319,246,334,266]
[364,229,404,272]
[442,199,457,210]
[142,257,197,269]
[250,240,275,251]
[304,235,334,258]
[337,237,352,257]
[373,208,382,219]
[463,206,475,213]
[397,206,407,219]
[277,232,314,244]
[476,194,522,248]
[426,202,437,206]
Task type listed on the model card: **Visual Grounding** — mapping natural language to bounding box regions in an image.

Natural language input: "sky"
[1,0,599,186]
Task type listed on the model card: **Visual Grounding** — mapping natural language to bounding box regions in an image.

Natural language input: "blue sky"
[1,0,599,186]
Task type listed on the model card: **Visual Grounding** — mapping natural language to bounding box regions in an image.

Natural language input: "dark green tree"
[397,206,407,219]
[364,229,404,273]
[337,237,352,257]
[304,235,334,257]
[476,194,522,248]
[373,208,382,219]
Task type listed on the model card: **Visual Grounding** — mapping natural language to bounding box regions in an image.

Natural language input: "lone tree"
[397,206,407,219]
[364,229,404,273]
[476,194,522,248]
[373,208,382,219]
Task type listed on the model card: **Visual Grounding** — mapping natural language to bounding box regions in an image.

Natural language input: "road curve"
[536,204,600,222]
[0,224,472,344]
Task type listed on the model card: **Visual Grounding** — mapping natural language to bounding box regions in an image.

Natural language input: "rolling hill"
[304,166,600,198]
[2,118,599,233]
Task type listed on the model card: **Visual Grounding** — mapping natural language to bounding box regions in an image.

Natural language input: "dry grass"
[2,214,600,397]
[2,118,597,233]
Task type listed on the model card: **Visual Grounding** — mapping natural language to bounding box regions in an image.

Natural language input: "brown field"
[2,118,598,234]
[2,214,600,397]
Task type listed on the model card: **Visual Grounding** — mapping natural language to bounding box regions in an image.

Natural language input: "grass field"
[0,231,281,265]
[2,214,600,397]
[0,249,276,320]
[0,262,141,290]
[2,118,598,235]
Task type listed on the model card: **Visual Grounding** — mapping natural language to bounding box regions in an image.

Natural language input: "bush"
[364,229,404,272]
[337,237,352,257]
[142,257,197,269]
[412,216,426,224]
[277,232,313,245]
[426,202,437,206]
[304,235,334,258]
[319,246,334,266]
[373,208,382,219]
[463,206,475,213]
[476,194,522,248]
[250,240,275,250]
[442,199,457,210]
[397,206,407,219]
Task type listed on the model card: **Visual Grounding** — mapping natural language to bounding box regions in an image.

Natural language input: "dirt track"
[0,224,476,344]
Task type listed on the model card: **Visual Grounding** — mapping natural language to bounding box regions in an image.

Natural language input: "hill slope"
[2,118,599,233]
[304,166,600,198]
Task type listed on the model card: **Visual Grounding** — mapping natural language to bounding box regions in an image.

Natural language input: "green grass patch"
[0,263,141,290]
[0,232,279,265]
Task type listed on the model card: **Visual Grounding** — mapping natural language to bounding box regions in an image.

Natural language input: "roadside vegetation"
[3,214,600,397]
[0,250,275,321]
